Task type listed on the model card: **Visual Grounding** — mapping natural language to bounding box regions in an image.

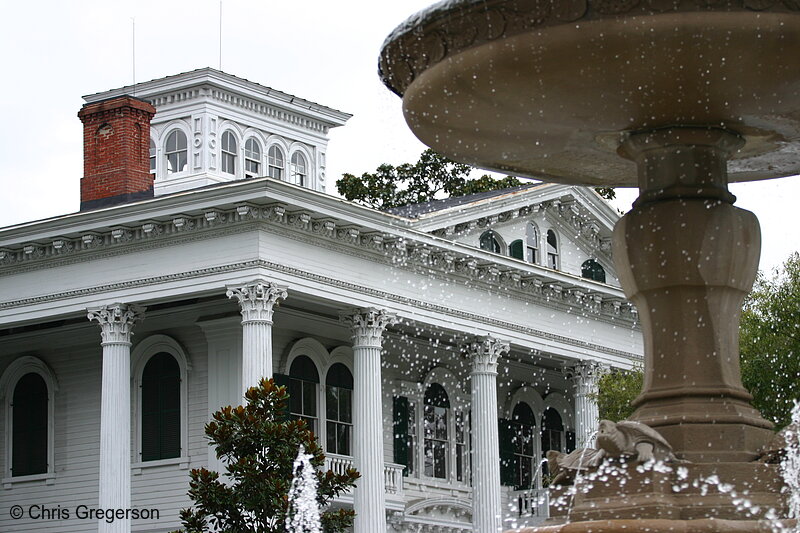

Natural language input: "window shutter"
[509,240,524,260]
[498,418,516,487]
[273,373,292,420]
[393,396,409,474]
[12,373,48,476]
[566,431,576,453]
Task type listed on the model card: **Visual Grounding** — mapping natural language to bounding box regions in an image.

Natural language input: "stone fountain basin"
[383,7,800,186]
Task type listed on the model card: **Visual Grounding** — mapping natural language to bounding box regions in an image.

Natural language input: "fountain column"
[615,128,773,462]
[565,361,601,449]
[226,279,287,395]
[340,308,398,533]
[464,336,509,533]
[87,303,145,533]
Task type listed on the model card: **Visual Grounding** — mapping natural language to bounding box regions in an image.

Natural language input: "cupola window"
[268,145,284,180]
[291,152,308,187]
[221,131,237,175]
[244,138,261,178]
[165,130,188,174]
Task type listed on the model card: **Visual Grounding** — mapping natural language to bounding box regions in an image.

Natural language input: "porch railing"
[512,488,549,518]
[324,453,404,496]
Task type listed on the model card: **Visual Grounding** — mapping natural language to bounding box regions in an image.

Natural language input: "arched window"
[526,223,540,263]
[141,353,181,461]
[291,152,308,187]
[325,363,353,456]
[12,373,48,476]
[509,239,524,260]
[546,229,559,270]
[512,402,536,489]
[221,131,237,175]
[423,383,450,479]
[290,356,319,433]
[244,138,261,178]
[581,259,607,283]
[149,139,156,176]
[479,230,502,254]
[268,145,284,179]
[165,130,188,174]
[541,407,564,455]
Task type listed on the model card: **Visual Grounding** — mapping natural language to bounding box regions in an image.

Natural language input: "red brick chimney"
[78,96,157,210]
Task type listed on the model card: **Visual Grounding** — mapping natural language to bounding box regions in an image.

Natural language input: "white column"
[463,336,509,533]
[566,361,602,449]
[226,279,287,395]
[340,308,397,533]
[87,303,145,533]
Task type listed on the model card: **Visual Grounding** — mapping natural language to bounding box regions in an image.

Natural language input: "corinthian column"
[87,303,145,533]
[226,280,287,395]
[565,361,601,449]
[340,308,398,533]
[463,336,509,533]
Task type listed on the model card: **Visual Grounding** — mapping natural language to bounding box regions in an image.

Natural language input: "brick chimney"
[78,96,156,210]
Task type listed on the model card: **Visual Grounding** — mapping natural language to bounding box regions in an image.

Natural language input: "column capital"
[564,360,603,394]
[339,307,397,347]
[87,303,145,345]
[226,279,288,323]
[462,335,509,374]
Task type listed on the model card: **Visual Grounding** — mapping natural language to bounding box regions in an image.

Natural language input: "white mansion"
[0,69,642,533]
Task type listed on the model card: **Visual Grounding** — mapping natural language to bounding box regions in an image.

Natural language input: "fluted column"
[88,303,145,533]
[463,336,509,533]
[565,361,601,449]
[226,279,287,395]
[340,308,398,533]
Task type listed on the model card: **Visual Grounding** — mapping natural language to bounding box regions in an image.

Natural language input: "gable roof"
[384,183,543,218]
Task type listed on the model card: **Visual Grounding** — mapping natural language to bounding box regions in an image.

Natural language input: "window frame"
[324,362,353,457]
[479,230,505,255]
[268,144,285,180]
[511,402,537,490]
[290,151,308,187]
[0,356,58,486]
[244,137,262,178]
[546,229,560,270]
[164,128,189,175]
[131,335,191,472]
[400,367,469,486]
[220,130,238,176]
[526,222,540,264]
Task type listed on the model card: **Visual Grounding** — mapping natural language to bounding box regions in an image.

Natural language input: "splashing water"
[782,401,800,525]
[285,445,322,533]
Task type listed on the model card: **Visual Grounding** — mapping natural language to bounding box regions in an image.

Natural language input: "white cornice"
[83,68,352,128]
[0,179,637,328]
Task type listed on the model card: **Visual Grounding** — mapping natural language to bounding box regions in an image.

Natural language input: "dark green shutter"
[273,373,292,420]
[509,240,524,260]
[498,418,516,486]
[566,431,576,453]
[12,373,48,476]
[393,396,409,473]
[141,353,181,461]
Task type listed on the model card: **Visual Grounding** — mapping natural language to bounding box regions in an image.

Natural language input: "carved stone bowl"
[379,0,800,186]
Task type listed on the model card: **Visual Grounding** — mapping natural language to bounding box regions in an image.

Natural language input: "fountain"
[286,445,323,533]
[379,1,800,531]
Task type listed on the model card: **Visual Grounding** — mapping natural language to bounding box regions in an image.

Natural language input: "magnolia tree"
[174,379,359,533]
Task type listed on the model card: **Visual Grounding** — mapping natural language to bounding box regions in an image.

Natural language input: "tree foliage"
[593,366,643,422]
[336,149,522,210]
[740,252,800,429]
[337,149,616,210]
[593,252,800,430]
[175,379,359,533]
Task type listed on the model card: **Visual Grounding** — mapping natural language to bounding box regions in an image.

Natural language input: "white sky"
[0,0,797,273]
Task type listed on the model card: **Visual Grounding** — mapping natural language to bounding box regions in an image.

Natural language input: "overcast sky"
[0,0,796,273]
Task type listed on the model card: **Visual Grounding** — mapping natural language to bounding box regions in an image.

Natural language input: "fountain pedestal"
[613,128,773,463]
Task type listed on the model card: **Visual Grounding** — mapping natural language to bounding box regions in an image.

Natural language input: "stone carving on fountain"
[546,420,677,486]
